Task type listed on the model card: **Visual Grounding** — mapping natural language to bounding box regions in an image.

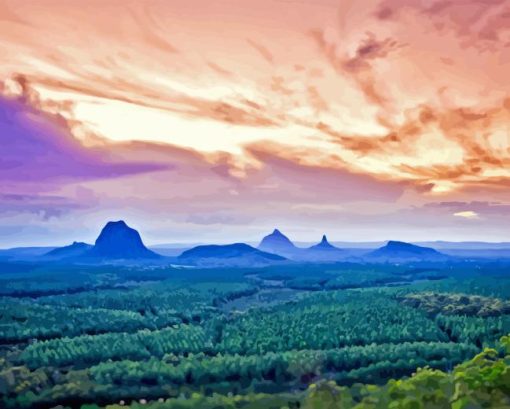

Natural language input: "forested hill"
[31,334,510,408]
[300,334,510,409]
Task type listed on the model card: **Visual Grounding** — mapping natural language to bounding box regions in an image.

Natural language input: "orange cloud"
[246,39,274,64]
[1,0,510,243]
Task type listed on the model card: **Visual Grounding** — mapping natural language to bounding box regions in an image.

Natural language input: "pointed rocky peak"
[316,234,333,247]
[310,234,338,251]
[258,228,296,253]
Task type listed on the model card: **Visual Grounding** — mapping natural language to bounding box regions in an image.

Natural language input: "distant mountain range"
[3,221,510,265]
[147,241,510,254]
[256,230,452,262]
[257,230,347,262]
[0,246,57,258]
[38,226,450,264]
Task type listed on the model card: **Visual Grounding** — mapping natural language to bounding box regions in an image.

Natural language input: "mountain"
[44,242,92,259]
[0,246,57,260]
[414,241,510,250]
[366,240,447,262]
[258,229,296,256]
[88,220,160,259]
[301,235,345,262]
[179,243,286,266]
[310,235,339,251]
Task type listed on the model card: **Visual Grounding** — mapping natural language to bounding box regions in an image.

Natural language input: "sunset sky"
[1,0,510,246]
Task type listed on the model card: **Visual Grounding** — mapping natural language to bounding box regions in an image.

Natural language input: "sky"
[1,0,510,247]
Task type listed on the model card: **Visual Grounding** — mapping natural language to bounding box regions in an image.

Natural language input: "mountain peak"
[258,228,296,254]
[310,234,339,251]
[386,240,414,249]
[316,234,333,248]
[103,220,128,229]
[89,220,160,259]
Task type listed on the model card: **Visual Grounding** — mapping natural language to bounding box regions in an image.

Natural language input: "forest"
[1,260,510,408]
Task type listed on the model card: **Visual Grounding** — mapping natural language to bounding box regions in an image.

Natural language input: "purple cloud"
[0,95,166,185]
